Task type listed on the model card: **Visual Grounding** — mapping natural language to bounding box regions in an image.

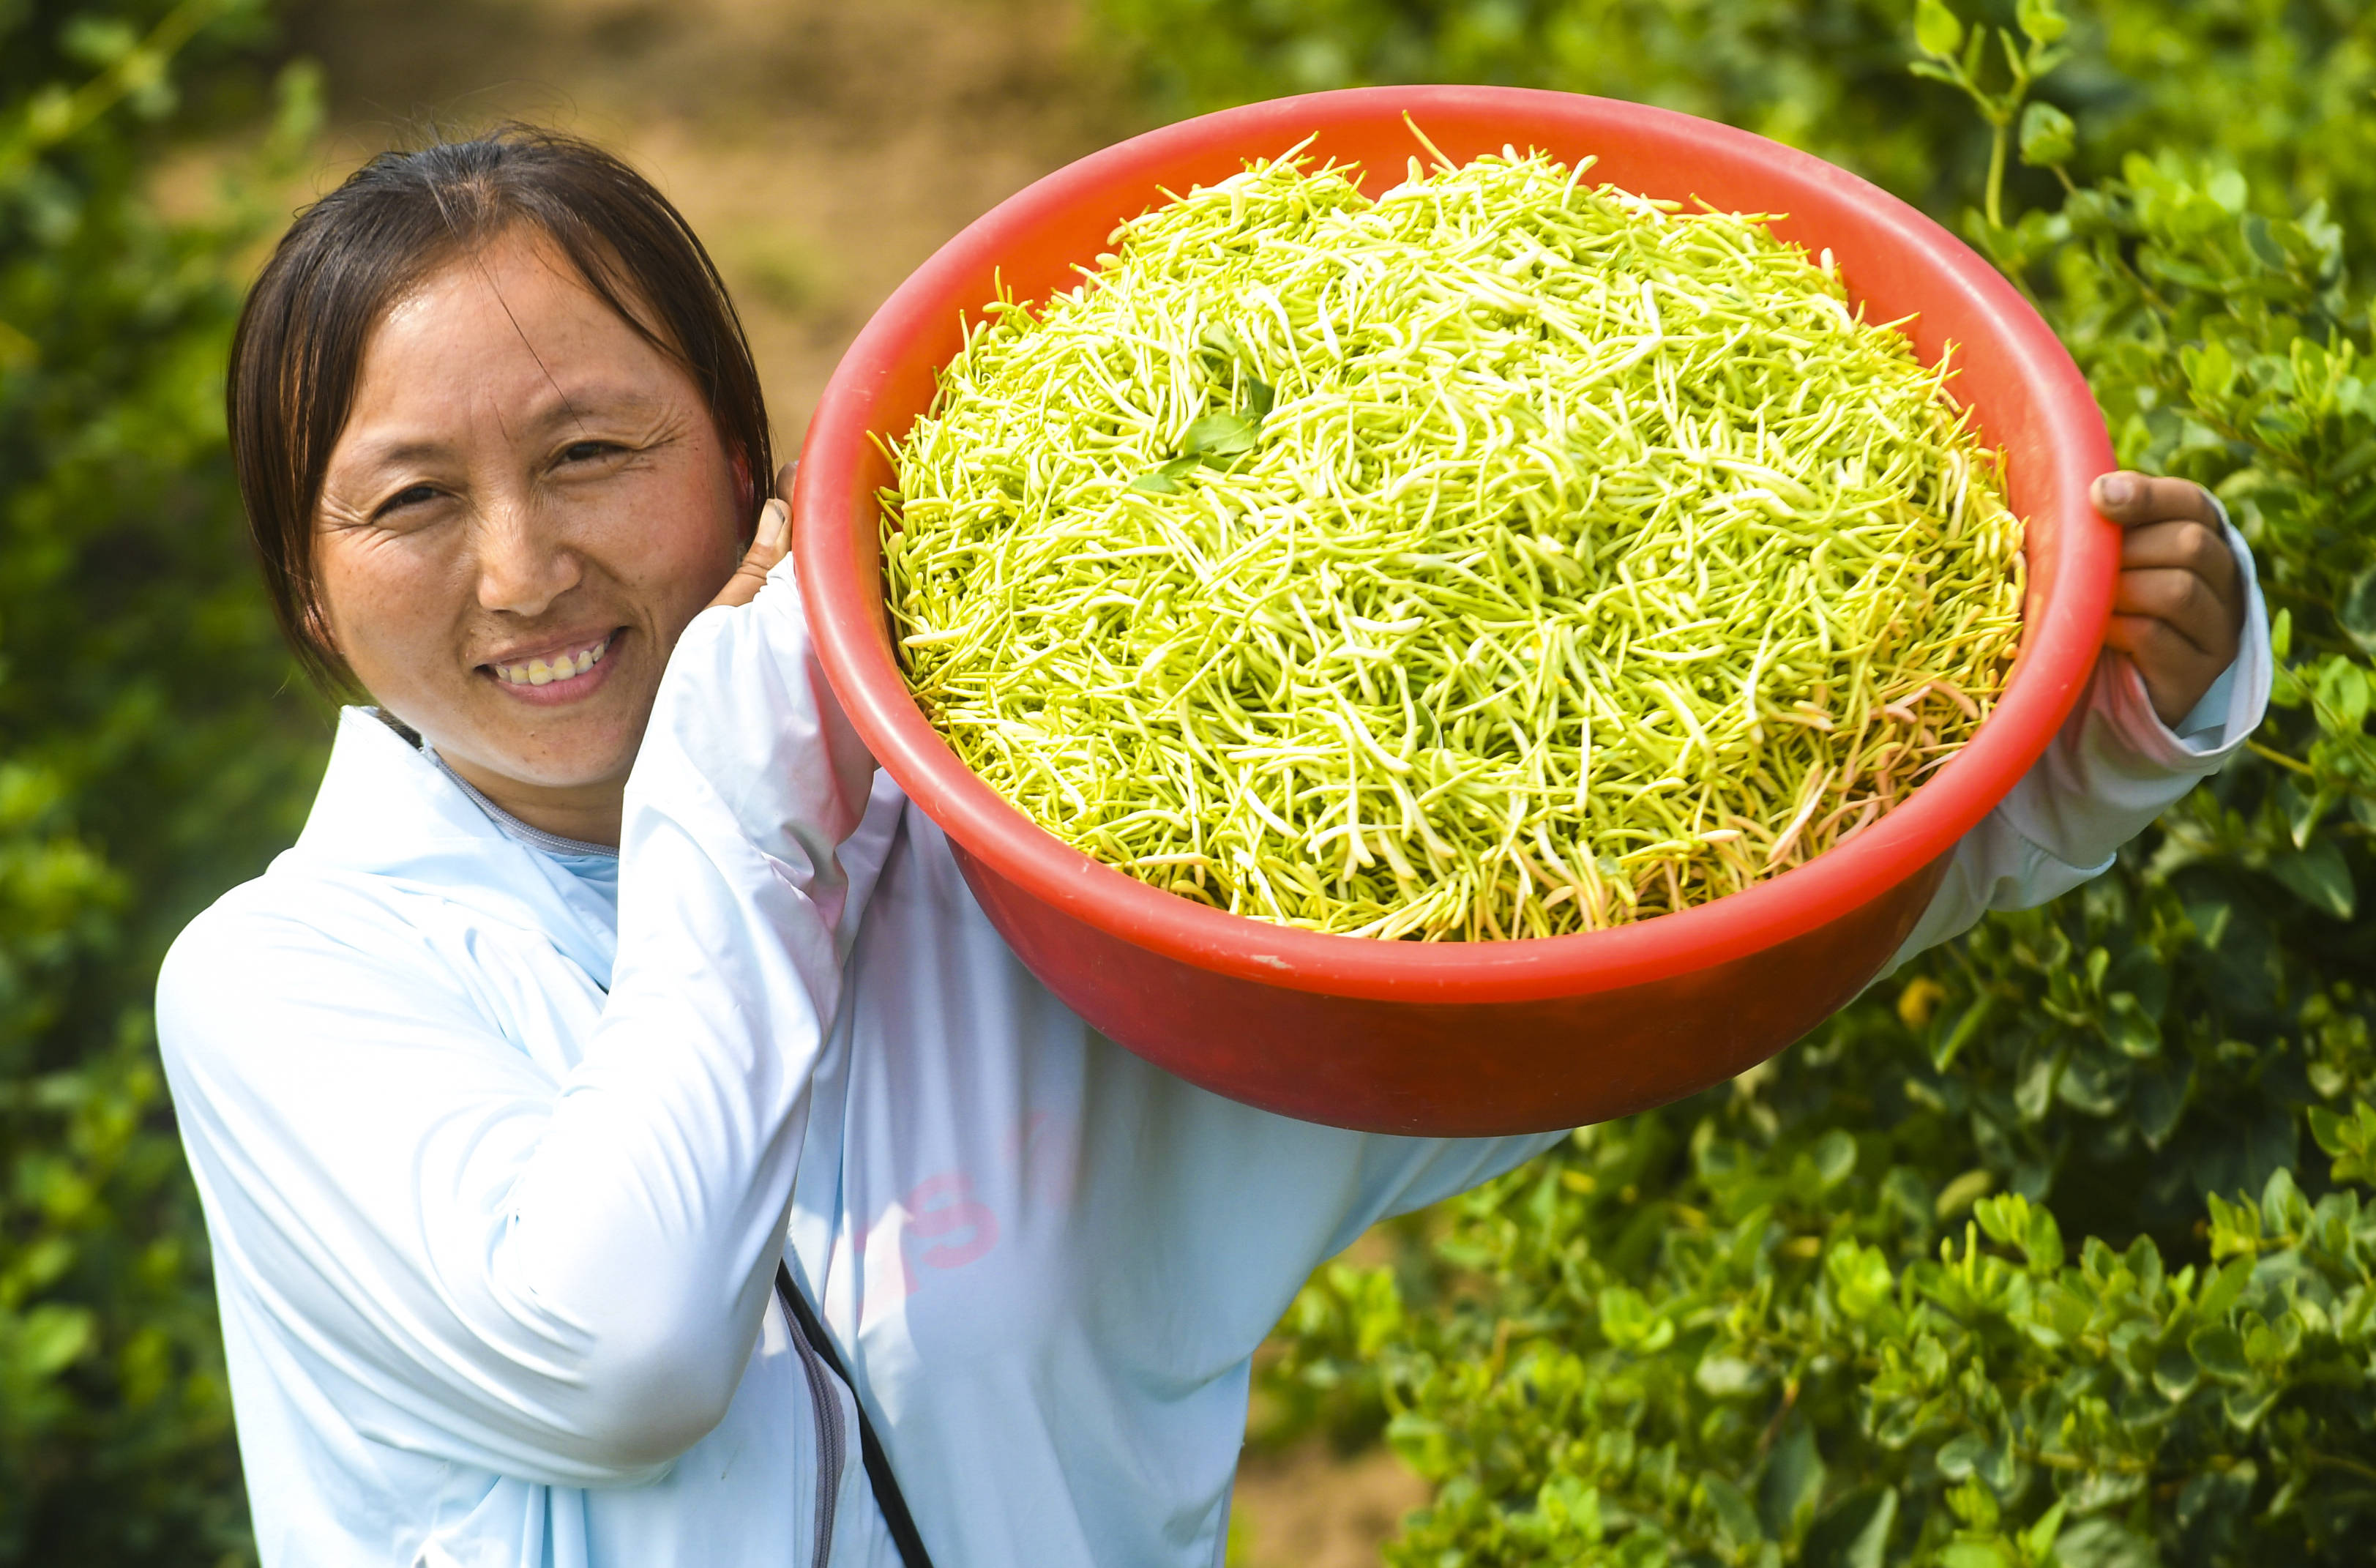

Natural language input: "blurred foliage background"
[3,0,2372,1564]
[3,0,326,1558]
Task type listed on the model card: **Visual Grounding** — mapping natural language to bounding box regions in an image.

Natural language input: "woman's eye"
[373,484,438,520]
[561,440,624,464]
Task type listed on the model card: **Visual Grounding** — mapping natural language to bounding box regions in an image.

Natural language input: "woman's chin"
[457,725,643,799]
[432,666,656,798]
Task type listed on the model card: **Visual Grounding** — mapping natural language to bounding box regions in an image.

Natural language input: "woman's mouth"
[482,630,621,703]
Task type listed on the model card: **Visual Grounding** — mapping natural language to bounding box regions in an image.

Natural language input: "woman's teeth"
[494,634,612,687]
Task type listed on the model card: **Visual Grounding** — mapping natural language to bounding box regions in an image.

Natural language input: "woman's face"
[313,228,745,835]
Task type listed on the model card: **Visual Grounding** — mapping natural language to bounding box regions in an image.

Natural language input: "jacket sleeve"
[1880,512,2274,974]
[157,561,874,1486]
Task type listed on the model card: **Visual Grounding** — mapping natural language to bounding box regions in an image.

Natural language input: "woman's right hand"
[709,461,799,611]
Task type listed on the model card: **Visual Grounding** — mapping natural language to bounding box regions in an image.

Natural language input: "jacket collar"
[280,706,619,986]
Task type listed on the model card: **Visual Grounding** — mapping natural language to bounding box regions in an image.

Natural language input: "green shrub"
[1092,0,2376,1561]
[1,2,326,1561]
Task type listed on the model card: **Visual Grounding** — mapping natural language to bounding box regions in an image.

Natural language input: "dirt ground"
[269,1,1423,1561]
[1233,1442,1429,1568]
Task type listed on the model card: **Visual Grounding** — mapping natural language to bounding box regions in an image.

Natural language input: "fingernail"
[758,498,790,548]
[2096,474,2137,508]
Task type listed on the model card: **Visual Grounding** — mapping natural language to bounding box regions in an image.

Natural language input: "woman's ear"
[730,447,756,540]
[302,589,340,662]
[295,591,365,698]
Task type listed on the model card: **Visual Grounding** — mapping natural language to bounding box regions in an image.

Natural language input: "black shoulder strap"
[775,1261,936,1568]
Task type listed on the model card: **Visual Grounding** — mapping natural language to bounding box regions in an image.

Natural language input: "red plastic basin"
[793,86,2118,1135]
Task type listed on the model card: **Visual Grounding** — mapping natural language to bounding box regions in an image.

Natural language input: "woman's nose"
[472,504,583,617]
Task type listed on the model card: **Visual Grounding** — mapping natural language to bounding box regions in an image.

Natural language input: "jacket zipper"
[782,1288,845,1568]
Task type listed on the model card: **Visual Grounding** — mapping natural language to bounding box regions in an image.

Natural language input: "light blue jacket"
[157,537,2269,1568]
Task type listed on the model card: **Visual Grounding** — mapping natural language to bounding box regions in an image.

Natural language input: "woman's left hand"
[2091,470,2246,728]
[710,462,799,611]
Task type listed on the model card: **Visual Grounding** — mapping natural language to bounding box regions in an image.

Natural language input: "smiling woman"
[229,131,774,843]
[307,233,746,840]
[156,124,2267,1568]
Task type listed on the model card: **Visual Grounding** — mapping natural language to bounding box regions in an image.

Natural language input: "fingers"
[774,459,800,504]
[2091,470,2222,529]
[2119,515,2241,637]
[2104,612,2230,726]
[757,494,791,556]
[2115,563,2239,660]
[2093,473,2241,622]
[2118,511,2239,589]
[709,497,791,611]
[2089,471,2246,725]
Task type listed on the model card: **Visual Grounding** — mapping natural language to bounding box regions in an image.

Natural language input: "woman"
[160,127,2268,1568]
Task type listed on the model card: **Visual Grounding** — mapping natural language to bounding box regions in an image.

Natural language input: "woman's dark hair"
[228,125,772,690]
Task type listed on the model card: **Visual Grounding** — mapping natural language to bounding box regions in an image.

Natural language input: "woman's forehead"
[374,232,660,374]
[341,236,688,444]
